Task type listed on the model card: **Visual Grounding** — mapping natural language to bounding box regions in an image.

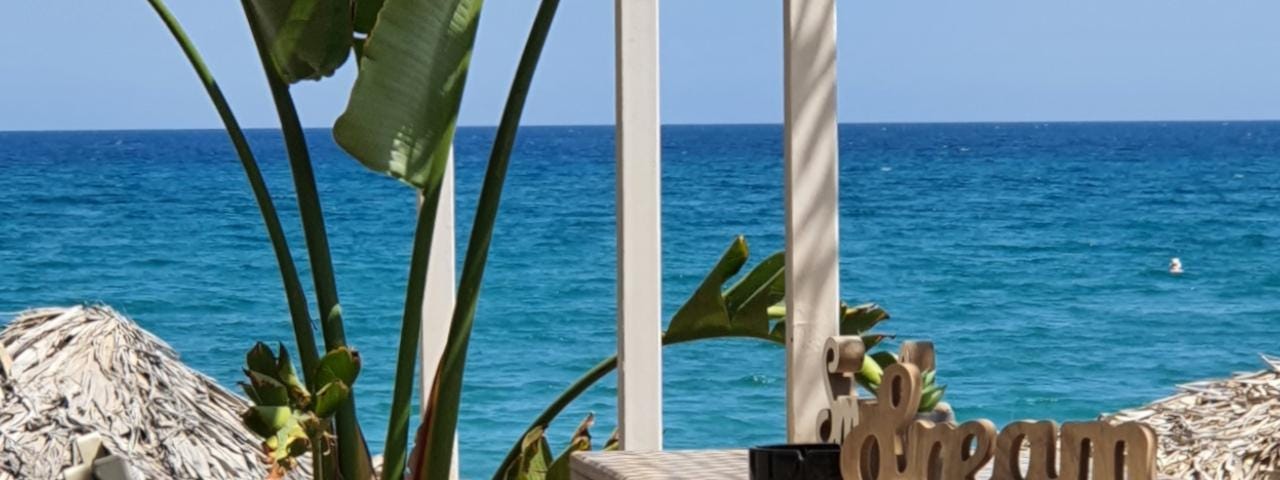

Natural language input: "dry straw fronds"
[0,306,306,479]
[1106,355,1280,479]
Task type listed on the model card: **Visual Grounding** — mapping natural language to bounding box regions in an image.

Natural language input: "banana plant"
[147,0,561,477]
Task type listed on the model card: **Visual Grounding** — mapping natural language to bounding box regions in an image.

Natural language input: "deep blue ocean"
[3,122,1279,478]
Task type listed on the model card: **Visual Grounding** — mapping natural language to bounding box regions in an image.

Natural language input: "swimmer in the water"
[1169,257,1183,275]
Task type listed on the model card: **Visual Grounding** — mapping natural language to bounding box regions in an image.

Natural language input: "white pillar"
[615,0,663,451]
[419,149,459,479]
[783,0,841,443]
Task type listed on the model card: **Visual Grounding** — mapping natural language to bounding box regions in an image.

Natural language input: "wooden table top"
[569,449,1177,480]
[571,450,749,480]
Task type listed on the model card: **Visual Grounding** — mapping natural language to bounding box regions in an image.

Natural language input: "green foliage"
[841,302,890,334]
[239,343,361,475]
[382,194,449,480]
[238,2,373,475]
[508,427,551,480]
[660,237,894,348]
[142,0,322,394]
[663,237,784,344]
[315,347,362,389]
[858,351,946,413]
[148,0,544,476]
[333,0,483,189]
[245,0,352,82]
[326,0,498,477]
[410,1,561,479]
[920,371,946,412]
[352,0,384,33]
[151,0,561,476]
[503,415,600,480]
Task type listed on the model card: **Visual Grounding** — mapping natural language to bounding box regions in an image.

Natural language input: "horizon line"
[3,117,1280,134]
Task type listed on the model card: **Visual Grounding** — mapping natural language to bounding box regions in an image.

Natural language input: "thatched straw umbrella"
[0,306,302,479]
[1106,355,1280,479]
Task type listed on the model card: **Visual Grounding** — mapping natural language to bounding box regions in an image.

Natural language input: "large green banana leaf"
[664,237,786,344]
[246,0,351,82]
[354,0,384,33]
[662,236,886,345]
[333,0,482,188]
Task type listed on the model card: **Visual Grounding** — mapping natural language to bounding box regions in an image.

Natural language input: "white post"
[615,0,663,451]
[419,149,459,479]
[783,0,840,443]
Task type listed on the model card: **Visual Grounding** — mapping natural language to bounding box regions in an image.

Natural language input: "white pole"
[783,0,841,443]
[615,0,663,451]
[419,148,459,478]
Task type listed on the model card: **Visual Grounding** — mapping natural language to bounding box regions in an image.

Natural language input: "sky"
[4,1,1280,130]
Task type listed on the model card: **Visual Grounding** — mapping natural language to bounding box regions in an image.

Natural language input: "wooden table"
[570,449,1176,480]
[571,450,748,480]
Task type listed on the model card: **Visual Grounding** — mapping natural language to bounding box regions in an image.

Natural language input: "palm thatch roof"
[1105,355,1280,479]
[0,306,299,479]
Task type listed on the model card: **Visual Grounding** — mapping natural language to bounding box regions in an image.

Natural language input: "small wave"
[738,374,777,386]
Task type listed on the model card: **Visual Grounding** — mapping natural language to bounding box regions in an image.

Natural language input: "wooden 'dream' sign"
[817,335,865,444]
[828,340,1158,480]
[993,420,1158,480]
[819,339,939,445]
[839,361,998,480]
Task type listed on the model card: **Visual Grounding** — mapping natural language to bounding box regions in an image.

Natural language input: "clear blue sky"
[5,1,1280,130]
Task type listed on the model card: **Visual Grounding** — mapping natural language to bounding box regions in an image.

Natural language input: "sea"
[3,122,1279,478]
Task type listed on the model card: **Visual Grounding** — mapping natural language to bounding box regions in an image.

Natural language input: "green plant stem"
[490,336,703,479]
[491,334,893,478]
[239,2,369,478]
[414,1,561,479]
[491,355,617,479]
[252,21,348,354]
[382,182,447,480]
[148,2,326,477]
[143,0,319,380]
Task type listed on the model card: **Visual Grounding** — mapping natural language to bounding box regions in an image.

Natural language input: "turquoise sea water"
[3,122,1279,478]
